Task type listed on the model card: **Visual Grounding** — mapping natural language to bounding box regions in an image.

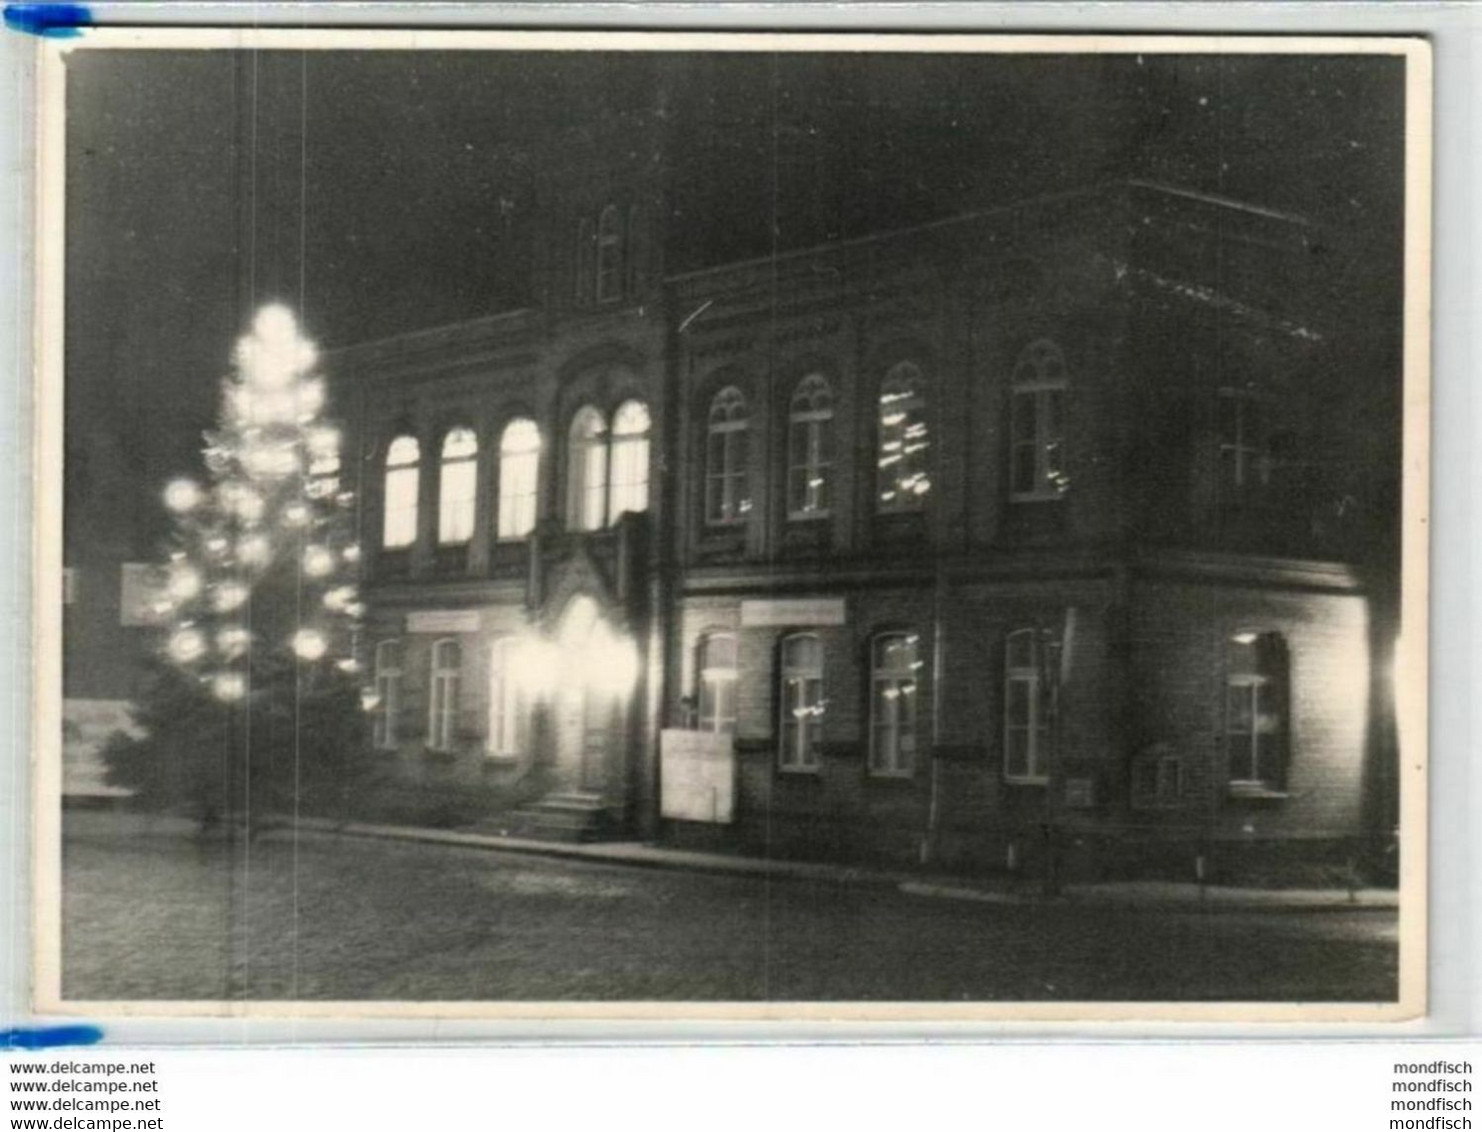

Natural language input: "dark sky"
[62,47,1406,556]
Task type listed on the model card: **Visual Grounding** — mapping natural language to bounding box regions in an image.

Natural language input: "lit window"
[428,638,462,752]
[608,399,651,522]
[1218,390,1273,491]
[437,427,479,545]
[787,375,834,520]
[574,217,595,307]
[869,632,920,776]
[1010,340,1069,501]
[1004,627,1059,783]
[372,640,402,750]
[497,418,541,541]
[382,435,420,550]
[1225,631,1289,791]
[567,406,609,532]
[488,638,521,757]
[697,632,738,734]
[596,204,624,303]
[305,426,342,501]
[779,633,825,771]
[705,387,750,526]
[876,362,930,512]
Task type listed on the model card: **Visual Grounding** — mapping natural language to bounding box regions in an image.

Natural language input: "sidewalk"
[278,815,1398,914]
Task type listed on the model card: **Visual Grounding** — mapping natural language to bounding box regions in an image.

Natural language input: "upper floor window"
[1225,630,1289,793]
[779,633,825,772]
[876,362,931,512]
[488,637,521,758]
[596,205,624,303]
[608,399,651,521]
[787,374,834,520]
[1004,626,1060,784]
[497,418,542,541]
[574,217,595,307]
[1218,389,1273,492]
[696,632,738,734]
[1010,340,1069,501]
[567,406,609,532]
[869,631,920,776]
[428,638,462,752]
[705,386,751,526]
[305,426,341,501]
[382,435,420,550]
[437,427,479,545]
[372,639,402,750]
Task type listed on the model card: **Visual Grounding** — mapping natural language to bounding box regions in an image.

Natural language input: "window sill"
[1008,492,1067,505]
[1004,775,1050,787]
[777,765,822,778]
[786,511,832,523]
[421,746,459,762]
[866,770,917,783]
[1227,782,1289,801]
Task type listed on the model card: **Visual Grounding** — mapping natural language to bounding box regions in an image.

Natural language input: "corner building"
[328,156,1398,882]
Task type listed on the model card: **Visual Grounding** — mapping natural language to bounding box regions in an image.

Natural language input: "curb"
[278,816,1397,914]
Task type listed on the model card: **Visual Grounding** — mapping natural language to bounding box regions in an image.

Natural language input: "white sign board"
[407,609,482,634]
[740,597,846,628]
[660,729,736,823]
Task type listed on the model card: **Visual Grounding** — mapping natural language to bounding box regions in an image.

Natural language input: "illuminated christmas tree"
[105,304,370,821]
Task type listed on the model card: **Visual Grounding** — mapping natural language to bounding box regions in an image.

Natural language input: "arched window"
[567,407,609,532]
[876,362,930,512]
[696,632,738,733]
[574,217,595,307]
[1004,626,1059,783]
[428,638,462,752]
[625,205,641,295]
[372,640,402,750]
[382,435,420,550]
[608,399,651,522]
[779,633,825,771]
[596,204,623,302]
[1225,631,1289,791]
[1010,340,1069,500]
[437,427,479,545]
[869,632,920,776]
[705,386,750,526]
[497,418,541,541]
[488,637,521,757]
[787,374,834,520]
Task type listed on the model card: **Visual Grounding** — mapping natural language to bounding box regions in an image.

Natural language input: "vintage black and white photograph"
[37,32,1428,1016]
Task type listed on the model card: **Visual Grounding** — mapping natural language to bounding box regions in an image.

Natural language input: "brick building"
[326,140,1399,881]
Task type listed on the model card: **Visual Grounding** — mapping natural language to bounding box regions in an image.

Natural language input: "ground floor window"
[869,632,920,775]
[778,633,824,771]
[1225,630,1289,791]
[373,639,402,749]
[1004,626,1058,783]
[697,632,738,733]
[487,637,520,757]
[428,638,462,751]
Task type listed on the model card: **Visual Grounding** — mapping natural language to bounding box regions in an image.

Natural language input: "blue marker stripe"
[2,1026,105,1050]
[4,3,93,37]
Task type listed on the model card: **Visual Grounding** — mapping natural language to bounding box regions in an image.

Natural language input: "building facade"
[327,170,1398,881]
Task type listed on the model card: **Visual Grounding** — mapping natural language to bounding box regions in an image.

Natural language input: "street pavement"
[60,813,1399,1003]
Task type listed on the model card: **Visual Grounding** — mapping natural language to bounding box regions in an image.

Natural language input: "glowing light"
[360,689,383,713]
[282,502,311,528]
[342,544,361,564]
[307,427,340,459]
[1231,631,1259,645]
[167,627,205,664]
[204,536,229,558]
[217,626,251,658]
[211,672,246,702]
[295,379,325,420]
[210,581,248,613]
[336,658,361,675]
[291,629,327,661]
[166,565,202,603]
[231,487,265,524]
[512,637,561,698]
[163,479,202,514]
[323,585,356,612]
[345,602,366,619]
[236,534,270,567]
[244,443,301,478]
[303,546,336,578]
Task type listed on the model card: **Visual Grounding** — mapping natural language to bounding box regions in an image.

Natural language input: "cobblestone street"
[61,815,1399,1003]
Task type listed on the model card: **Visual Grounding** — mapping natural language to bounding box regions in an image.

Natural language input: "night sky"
[62,47,1406,560]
